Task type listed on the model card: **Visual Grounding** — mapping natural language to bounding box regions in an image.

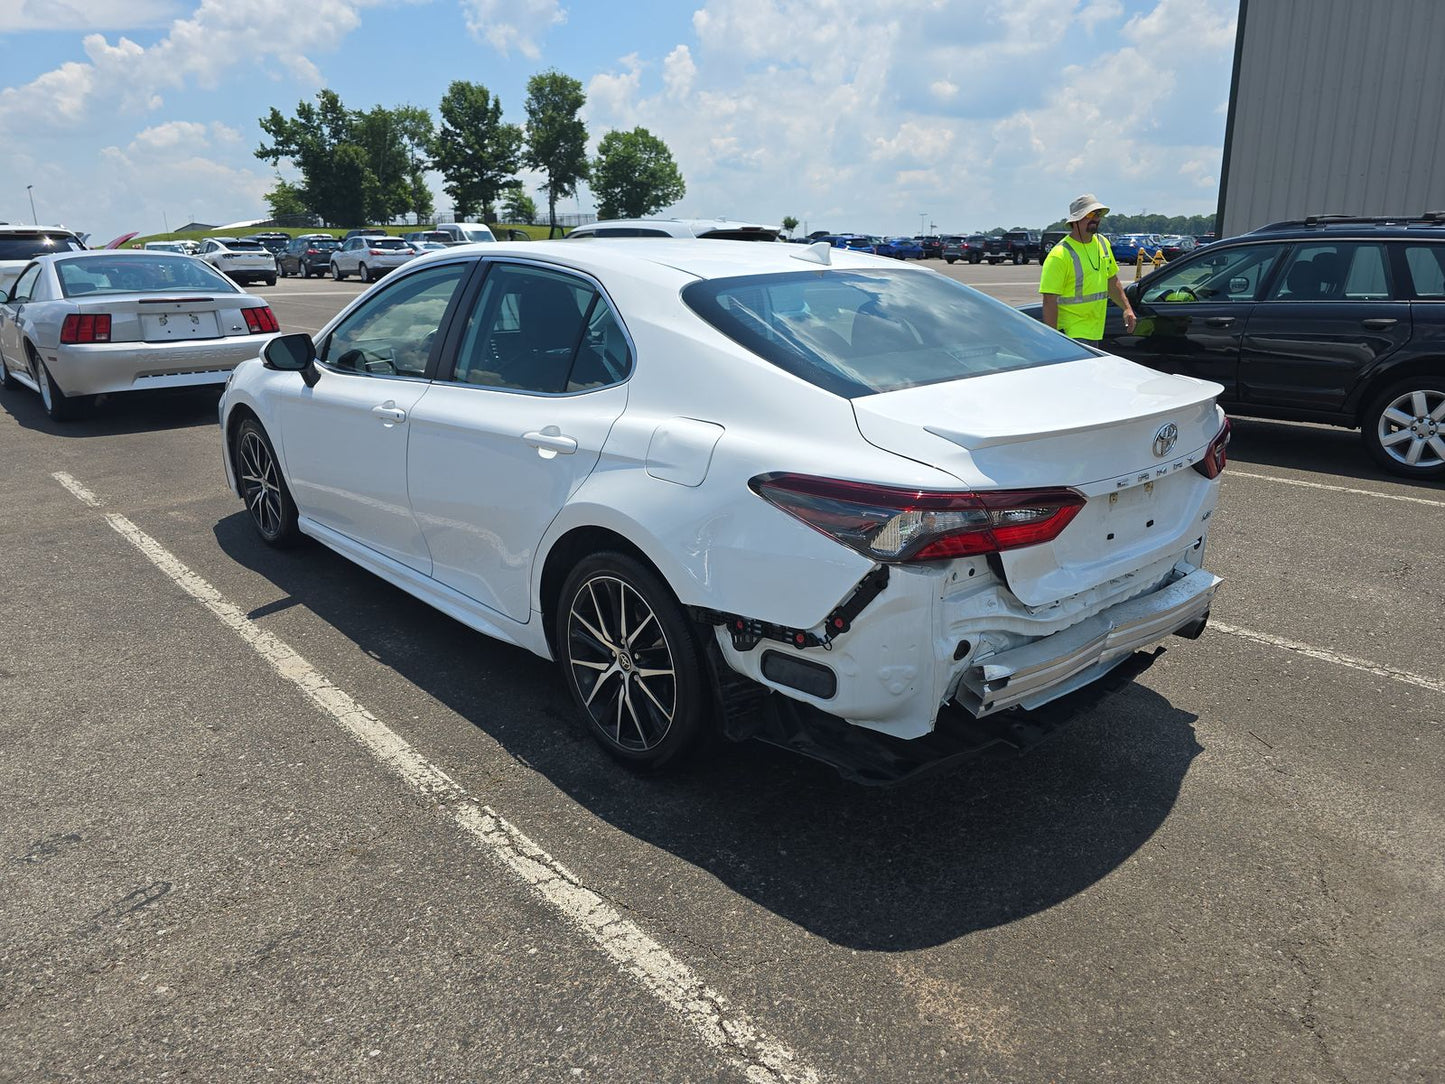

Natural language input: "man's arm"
[1107,275,1137,333]
[1041,293,1059,329]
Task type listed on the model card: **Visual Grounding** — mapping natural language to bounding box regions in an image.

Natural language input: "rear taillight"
[1193,416,1231,479]
[59,314,111,343]
[749,474,1086,563]
[242,306,279,334]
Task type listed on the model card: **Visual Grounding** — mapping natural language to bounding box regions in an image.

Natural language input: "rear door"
[1113,240,1287,398]
[1240,240,1411,414]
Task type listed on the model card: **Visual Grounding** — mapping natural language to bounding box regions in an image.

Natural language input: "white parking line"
[64,486,820,1084]
[1210,621,1445,697]
[1228,470,1445,508]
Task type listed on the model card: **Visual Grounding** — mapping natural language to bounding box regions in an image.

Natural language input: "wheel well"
[1354,359,1445,425]
[223,403,262,473]
[539,526,664,656]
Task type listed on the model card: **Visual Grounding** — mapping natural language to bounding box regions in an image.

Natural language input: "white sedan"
[219,240,1228,781]
[0,250,281,420]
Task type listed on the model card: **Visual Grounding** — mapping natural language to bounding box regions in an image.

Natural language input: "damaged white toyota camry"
[219,239,1227,782]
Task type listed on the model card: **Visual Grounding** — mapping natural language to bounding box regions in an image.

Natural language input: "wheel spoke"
[1409,390,1429,418]
[1382,406,1413,427]
[1427,435,1445,464]
[1380,428,1415,448]
[1405,437,1426,465]
[1430,397,1445,422]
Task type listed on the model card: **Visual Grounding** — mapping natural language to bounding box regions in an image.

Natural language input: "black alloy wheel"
[555,553,710,769]
[234,417,302,546]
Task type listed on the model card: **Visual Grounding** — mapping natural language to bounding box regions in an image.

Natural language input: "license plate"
[142,312,220,340]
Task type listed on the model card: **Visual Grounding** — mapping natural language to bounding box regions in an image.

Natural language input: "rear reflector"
[60,313,112,343]
[242,306,279,334]
[749,473,1086,563]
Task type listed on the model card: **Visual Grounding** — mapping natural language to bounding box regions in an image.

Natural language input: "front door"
[276,260,473,571]
[1116,241,1287,399]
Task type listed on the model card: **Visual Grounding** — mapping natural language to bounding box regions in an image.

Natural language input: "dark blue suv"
[1028,214,1445,479]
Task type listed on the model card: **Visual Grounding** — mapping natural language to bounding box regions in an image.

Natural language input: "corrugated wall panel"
[1219,0,1445,236]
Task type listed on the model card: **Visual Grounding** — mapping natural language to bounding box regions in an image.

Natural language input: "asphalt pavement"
[1,260,1440,1083]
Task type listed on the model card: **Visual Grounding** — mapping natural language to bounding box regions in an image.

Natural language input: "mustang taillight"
[749,473,1086,563]
[59,313,111,343]
[1193,416,1232,479]
[242,306,279,334]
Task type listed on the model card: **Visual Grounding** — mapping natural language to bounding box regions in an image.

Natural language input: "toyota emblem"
[1153,422,1179,457]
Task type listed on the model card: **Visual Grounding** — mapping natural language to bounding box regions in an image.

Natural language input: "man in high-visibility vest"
[1039,193,1137,346]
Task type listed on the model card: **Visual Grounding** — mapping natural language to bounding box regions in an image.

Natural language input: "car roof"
[407,237,897,285]
[570,217,780,239]
[1247,213,1445,238]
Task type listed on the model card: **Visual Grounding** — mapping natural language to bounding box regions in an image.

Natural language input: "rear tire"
[555,552,711,771]
[35,349,81,421]
[234,417,303,546]
[331,262,345,281]
[1361,379,1445,479]
[264,275,277,287]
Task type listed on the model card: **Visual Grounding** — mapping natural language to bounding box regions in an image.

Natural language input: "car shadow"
[213,511,1202,952]
[0,385,223,437]
[1226,414,1445,491]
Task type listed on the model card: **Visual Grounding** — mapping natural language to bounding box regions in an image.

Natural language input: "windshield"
[56,254,237,296]
[682,268,1089,398]
[0,233,85,260]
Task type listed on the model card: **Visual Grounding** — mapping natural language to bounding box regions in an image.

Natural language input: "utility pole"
[919,212,927,235]
[27,184,37,223]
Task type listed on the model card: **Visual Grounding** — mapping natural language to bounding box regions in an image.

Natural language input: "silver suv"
[0,225,87,295]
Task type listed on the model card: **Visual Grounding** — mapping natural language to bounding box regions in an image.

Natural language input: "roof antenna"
[792,240,832,266]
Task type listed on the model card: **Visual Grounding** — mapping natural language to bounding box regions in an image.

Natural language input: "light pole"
[919,212,927,235]
[27,184,38,223]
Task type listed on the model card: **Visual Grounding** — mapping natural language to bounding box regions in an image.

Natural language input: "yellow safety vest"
[1041,236,1116,340]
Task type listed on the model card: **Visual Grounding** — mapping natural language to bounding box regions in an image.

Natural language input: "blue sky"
[0,0,1238,244]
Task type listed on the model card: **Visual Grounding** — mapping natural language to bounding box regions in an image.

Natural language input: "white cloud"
[461,0,565,59]
[0,0,181,32]
[663,45,696,99]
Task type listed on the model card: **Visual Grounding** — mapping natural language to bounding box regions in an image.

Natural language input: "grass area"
[128,223,560,247]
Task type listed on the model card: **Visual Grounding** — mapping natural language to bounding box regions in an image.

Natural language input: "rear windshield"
[303,238,338,249]
[370,239,410,250]
[0,233,85,260]
[682,268,1088,398]
[224,240,267,252]
[56,255,237,296]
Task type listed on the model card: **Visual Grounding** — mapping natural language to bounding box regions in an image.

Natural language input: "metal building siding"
[1219,0,1445,237]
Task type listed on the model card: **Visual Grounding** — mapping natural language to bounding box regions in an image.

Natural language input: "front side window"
[1267,242,1392,301]
[683,268,1088,398]
[319,262,469,377]
[1141,242,1285,304]
[449,263,620,393]
[7,263,42,303]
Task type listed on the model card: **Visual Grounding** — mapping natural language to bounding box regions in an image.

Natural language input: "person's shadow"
[215,512,1201,951]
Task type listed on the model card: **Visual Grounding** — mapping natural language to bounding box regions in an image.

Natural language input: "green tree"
[353,106,416,224]
[523,70,589,232]
[781,215,799,235]
[590,128,686,220]
[256,89,365,225]
[408,169,435,223]
[264,176,308,220]
[431,81,524,223]
[503,189,538,225]
[391,104,437,221]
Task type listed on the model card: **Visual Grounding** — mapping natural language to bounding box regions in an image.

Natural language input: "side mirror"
[262,332,320,387]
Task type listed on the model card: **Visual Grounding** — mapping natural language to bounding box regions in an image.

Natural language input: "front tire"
[1362,379,1445,479]
[555,552,711,770]
[233,417,303,546]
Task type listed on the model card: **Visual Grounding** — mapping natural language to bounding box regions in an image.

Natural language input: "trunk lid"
[852,355,1225,605]
[73,295,253,343]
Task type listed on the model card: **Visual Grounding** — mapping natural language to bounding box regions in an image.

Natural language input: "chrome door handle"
[1204,316,1235,327]
[1361,318,1397,329]
[371,404,407,424]
[523,427,578,455]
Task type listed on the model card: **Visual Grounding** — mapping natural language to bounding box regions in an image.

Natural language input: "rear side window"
[1267,242,1392,302]
[683,268,1087,398]
[1403,245,1445,299]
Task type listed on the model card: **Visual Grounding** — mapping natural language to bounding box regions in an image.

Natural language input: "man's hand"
[1123,307,1137,333]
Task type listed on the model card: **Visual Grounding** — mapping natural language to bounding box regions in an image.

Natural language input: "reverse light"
[1193,416,1232,479]
[60,313,111,343]
[749,473,1086,563]
[241,306,279,334]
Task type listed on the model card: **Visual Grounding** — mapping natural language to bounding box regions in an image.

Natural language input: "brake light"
[1193,416,1231,479]
[749,474,1086,562]
[242,306,279,334]
[60,313,111,343]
